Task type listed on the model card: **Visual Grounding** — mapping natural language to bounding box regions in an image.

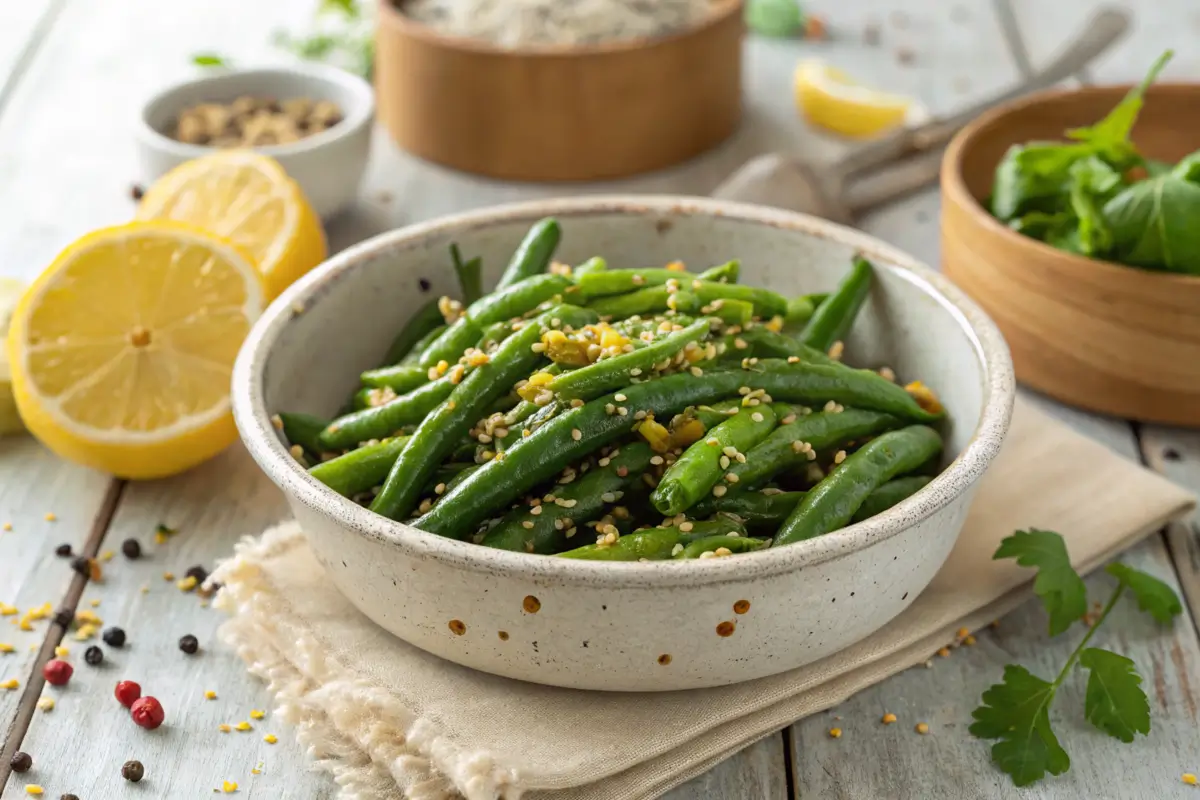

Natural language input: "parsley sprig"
[971,529,1183,787]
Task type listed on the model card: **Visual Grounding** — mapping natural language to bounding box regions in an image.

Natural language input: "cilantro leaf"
[191,52,230,68]
[994,529,1088,635]
[970,665,1070,787]
[1080,648,1150,742]
[1106,563,1183,623]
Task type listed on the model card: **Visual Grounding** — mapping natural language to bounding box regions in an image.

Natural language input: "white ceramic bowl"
[232,196,1014,691]
[135,63,374,219]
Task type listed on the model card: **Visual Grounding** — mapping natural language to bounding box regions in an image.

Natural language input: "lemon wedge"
[0,277,27,436]
[136,151,327,300]
[6,222,264,478]
[794,59,913,138]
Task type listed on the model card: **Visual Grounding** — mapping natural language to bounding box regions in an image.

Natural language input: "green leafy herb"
[993,529,1087,636]
[1064,50,1172,165]
[1102,170,1200,274]
[191,52,231,68]
[275,0,373,79]
[320,0,361,17]
[971,529,1182,787]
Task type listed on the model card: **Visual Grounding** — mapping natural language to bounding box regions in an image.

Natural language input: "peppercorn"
[130,696,165,730]
[121,538,142,559]
[114,680,141,708]
[102,626,126,648]
[10,751,32,772]
[53,607,74,628]
[55,543,72,557]
[184,565,209,584]
[61,794,80,800]
[42,659,73,686]
[178,634,199,655]
[69,555,89,577]
[84,645,104,666]
[130,183,145,201]
[121,760,145,782]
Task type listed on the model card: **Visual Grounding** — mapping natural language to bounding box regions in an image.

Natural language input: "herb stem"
[1052,584,1125,689]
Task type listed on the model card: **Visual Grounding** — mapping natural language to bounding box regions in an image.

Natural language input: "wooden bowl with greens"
[941,52,1200,427]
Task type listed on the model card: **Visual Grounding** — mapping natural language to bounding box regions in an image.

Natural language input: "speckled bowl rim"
[232,196,1015,589]
[942,81,1200,288]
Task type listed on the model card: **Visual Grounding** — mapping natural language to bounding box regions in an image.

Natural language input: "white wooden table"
[3,1,1199,797]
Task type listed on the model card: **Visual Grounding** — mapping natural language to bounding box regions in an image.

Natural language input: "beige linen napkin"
[213,398,1194,800]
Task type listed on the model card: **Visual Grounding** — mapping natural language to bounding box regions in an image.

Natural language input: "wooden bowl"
[942,84,1200,427]
[374,0,743,182]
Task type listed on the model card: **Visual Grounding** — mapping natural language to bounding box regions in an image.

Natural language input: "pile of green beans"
[275,219,947,560]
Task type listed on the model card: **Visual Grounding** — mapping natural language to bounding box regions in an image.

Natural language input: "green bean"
[577,268,696,297]
[697,260,740,283]
[737,326,839,366]
[801,256,873,352]
[399,324,447,366]
[496,218,561,291]
[382,300,444,365]
[572,256,606,276]
[548,318,713,401]
[318,376,456,450]
[690,490,806,529]
[557,519,746,561]
[784,293,827,328]
[416,363,939,539]
[775,425,942,545]
[851,476,932,522]
[418,316,483,369]
[725,408,902,489]
[478,320,516,352]
[651,404,779,515]
[612,314,694,338]
[588,280,787,320]
[308,436,410,497]
[467,274,574,326]
[675,534,769,559]
[450,244,484,304]
[278,412,330,457]
[710,298,754,326]
[442,463,481,495]
[483,442,656,554]
[371,304,596,521]
[360,365,428,393]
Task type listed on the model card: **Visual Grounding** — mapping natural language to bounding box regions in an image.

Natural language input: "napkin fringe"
[213,524,522,800]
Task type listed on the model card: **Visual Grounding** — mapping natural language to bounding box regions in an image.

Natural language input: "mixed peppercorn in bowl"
[231,197,1013,690]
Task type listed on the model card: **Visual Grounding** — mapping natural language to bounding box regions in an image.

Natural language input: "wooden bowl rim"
[378,0,744,58]
[942,81,1200,289]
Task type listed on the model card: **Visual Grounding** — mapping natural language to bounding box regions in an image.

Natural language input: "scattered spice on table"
[23,785,43,796]
[264,734,278,744]
[171,96,344,147]
[0,603,16,616]
[102,627,126,647]
[44,512,56,522]
[62,794,80,800]
[179,634,199,654]
[122,760,145,782]
[1,522,11,531]
[84,645,104,665]
[205,690,218,700]
[130,183,145,201]
[0,642,13,653]
[218,723,232,733]
[70,556,102,581]
[115,680,142,707]
[881,712,897,725]
[36,696,54,712]
[55,543,72,557]
[10,751,32,772]
[222,780,239,794]
[1,677,19,689]
[41,659,72,686]
[121,538,142,559]
[828,727,842,739]
[185,564,210,584]
[53,645,68,657]
[915,722,930,735]
[130,696,165,729]
[52,608,72,627]
[155,523,177,544]
[250,709,265,720]
[177,576,198,593]
[235,720,253,732]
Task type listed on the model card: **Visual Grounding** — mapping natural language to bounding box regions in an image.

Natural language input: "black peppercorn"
[55,543,73,557]
[121,538,142,559]
[178,634,199,655]
[53,607,74,628]
[102,626,126,648]
[84,645,104,666]
[70,555,90,577]
[418,278,432,292]
[121,760,145,782]
[130,183,145,201]
[184,565,209,584]
[9,751,32,772]
[61,794,81,800]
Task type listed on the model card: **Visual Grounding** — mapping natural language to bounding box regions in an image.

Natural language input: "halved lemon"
[136,151,327,299]
[6,222,265,479]
[794,59,914,139]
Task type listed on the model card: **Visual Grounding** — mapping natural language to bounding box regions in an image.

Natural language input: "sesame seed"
[530,505,543,516]
[531,342,546,353]
[671,543,684,556]
[598,457,611,467]
[615,393,627,402]
[751,412,764,422]
[630,368,642,376]
[571,429,582,441]
[735,453,747,463]
[879,366,896,382]
[601,492,617,503]
[690,367,703,377]
[604,403,616,415]
[649,455,664,466]
[679,522,694,532]
[570,399,585,408]
[726,473,739,483]
[712,485,728,497]
[719,455,730,469]
[737,386,751,395]
[522,521,535,530]
[617,407,628,416]
[781,414,797,425]
[706,437,720,447]
[834,450,847,464]
[714,547,733,556]
[786,355,801,363]
[827,340,845,361]
[698,551,717,559]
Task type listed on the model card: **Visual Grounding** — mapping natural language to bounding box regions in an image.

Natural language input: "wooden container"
[942,84,1200,428]
[375,0,743,181]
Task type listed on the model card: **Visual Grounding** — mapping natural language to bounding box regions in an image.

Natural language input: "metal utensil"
[712,7,1130,223]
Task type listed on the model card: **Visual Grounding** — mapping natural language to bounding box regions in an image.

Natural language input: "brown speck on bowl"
[733,599,751,614]
[498,630,509,641]
[523,595,541,613]
[657,654,672,666]
[716,621,736,637]
[448,619,466,635]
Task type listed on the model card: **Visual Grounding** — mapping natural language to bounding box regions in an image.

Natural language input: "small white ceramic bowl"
[135,63,374,219]
[232,196,1014,691]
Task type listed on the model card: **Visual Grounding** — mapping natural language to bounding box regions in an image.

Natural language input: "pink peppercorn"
[114,680,142,708]
[130,695,165,730]
[42,659,73,686]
